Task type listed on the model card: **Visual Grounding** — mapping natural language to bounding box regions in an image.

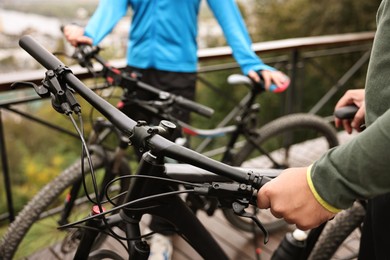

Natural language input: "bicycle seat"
[227,74,252,86]
[227,74,289,93]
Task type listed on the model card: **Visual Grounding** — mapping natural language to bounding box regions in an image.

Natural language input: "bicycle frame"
[74,151,229,259]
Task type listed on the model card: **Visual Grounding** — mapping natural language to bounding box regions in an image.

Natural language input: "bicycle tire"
[0,151,131,260]
[308,202,365,260]
[223,113,339,233]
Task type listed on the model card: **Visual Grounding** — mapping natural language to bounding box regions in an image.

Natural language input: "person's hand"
[63,24,93,47]
[247,70,290,93]
[334,89,365,134]
[257,167,336,230]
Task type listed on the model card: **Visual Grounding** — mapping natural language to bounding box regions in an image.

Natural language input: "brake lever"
[193,182,269,243]
[11,81,50,98]
[232,201,269,244]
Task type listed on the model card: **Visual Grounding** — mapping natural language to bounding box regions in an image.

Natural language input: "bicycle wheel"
[0,150,131,260]
[307,202,365,260]
[223,113,339,233]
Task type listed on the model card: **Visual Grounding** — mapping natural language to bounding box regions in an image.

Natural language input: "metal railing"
[0,31,374,223]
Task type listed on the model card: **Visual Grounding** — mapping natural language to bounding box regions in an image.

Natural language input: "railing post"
[0,109,15,222]
[285,48,300,115]
[308,49,371,114]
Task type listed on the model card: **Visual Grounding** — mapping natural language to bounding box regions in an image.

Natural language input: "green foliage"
[240,0,378,116]
[248,0,380,41]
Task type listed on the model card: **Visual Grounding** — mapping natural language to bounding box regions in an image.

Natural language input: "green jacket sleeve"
[310,108,390,209]
[309,0,390,210]
[365,0,390,125]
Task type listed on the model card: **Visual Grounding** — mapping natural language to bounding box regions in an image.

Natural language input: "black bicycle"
[0,36,339,259]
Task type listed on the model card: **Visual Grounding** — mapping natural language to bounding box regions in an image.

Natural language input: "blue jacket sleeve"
[207,0,275,75]
[84,0,129,45]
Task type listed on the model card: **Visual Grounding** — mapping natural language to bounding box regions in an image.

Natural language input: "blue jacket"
[84,0,274,74]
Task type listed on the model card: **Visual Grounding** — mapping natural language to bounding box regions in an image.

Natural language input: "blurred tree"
[246,0,380,41]
[236,0,380,116]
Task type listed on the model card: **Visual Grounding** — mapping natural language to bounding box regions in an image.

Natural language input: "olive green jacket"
[309,0,390,210]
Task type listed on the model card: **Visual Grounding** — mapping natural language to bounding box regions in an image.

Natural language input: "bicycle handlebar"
[174,95,214,118]
[135,79,214,118]
[20,35,67,71]
[74,44,214,118]
[19,35,273,189]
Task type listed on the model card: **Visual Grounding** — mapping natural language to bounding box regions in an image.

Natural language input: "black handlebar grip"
[334,105,359,120]
[251,175,273,204]
[259,176,272,187]
[19,35,65,71]
[251,169,280,190]
[174,96,214,118]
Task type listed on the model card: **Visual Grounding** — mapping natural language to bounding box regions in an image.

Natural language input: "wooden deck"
[28,209,359,260]
[26,131,361,260]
